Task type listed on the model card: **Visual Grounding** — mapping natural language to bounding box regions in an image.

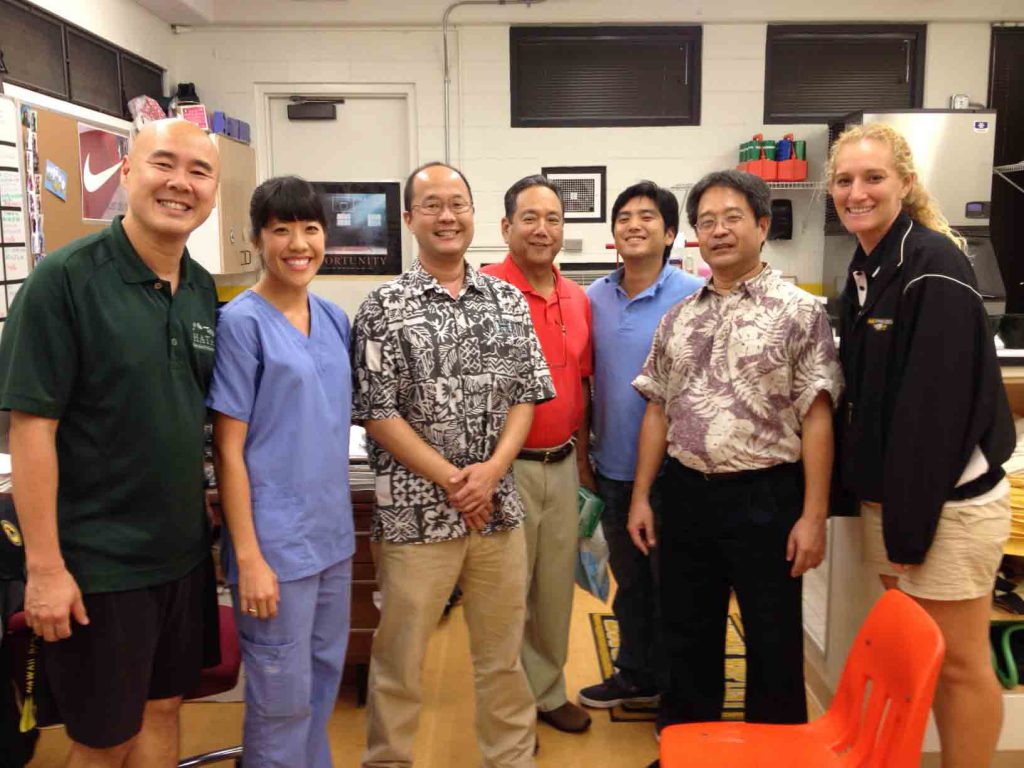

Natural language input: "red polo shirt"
[481,255,592,449]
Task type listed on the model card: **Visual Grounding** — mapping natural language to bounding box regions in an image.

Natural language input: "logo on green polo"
[2,520,22,547]
[192,322,215,353]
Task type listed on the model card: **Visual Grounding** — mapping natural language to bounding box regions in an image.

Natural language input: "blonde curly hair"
[825,123,967,252]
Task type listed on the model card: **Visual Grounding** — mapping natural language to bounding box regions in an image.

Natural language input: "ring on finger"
[246,607,257,614]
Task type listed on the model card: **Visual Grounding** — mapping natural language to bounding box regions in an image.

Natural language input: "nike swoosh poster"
[78,123,128,222]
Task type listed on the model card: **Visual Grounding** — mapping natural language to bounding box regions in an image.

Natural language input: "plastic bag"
[575,523,610,603]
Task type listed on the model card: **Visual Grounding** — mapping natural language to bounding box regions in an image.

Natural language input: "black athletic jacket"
[836,211,1014,565]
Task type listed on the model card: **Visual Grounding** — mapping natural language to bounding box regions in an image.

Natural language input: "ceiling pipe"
[441,0,546,164]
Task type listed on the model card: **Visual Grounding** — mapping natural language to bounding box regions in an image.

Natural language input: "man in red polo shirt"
[481,175,594,734]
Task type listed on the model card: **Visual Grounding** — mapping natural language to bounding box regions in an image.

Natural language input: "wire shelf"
[671,181,826,194]
[995,162,1024,174]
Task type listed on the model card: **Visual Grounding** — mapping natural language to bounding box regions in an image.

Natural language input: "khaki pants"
[362,528,536,768]
[514,450,580,712]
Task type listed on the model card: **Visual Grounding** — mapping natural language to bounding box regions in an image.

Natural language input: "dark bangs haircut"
[685,170,771,229]
[403,161,473,211]
[503,174,563,219]
[610,180,680,263]
[249,176,327,235]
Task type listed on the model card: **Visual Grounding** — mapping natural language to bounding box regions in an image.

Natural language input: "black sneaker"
[578,672,660,709]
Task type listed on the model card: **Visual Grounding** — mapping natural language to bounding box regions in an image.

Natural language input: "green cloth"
[0,216,217,593]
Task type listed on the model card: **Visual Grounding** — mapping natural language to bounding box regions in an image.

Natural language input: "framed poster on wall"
[541,165,606,223]
[311,181,402,275]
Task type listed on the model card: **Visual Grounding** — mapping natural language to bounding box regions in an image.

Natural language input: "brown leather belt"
[517,440,575,464]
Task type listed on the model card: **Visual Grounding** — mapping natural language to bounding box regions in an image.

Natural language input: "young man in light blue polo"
[578,181,702,711]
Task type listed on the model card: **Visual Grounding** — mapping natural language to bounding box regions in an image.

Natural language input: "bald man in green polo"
[0,119,220,768]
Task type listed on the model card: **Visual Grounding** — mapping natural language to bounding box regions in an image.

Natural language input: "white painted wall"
[171,26,447,213]
[172,15,1005,289]
[924,23,994,108]
[457,23,831,282]
[35,2,1011,289]
[206,0,1021,26]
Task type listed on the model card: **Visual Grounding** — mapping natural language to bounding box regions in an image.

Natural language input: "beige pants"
[513,450,580,712]
[362,528,536,768]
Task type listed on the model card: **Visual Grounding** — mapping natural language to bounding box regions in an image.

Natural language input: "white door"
[266,92,411,319]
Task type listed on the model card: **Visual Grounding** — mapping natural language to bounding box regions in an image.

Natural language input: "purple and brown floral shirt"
[633,264,843,473]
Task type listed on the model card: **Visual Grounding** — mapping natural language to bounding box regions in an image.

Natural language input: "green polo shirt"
[0,216,217,593]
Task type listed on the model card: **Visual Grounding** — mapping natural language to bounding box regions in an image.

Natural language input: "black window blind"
[765,25,925,124]
[511,26,702,128]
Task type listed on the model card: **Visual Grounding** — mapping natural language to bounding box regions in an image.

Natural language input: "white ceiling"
[134,0,214,24]
[132,0,1024,27]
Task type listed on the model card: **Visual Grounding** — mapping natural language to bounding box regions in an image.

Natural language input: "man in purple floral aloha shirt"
[628,170,843,742]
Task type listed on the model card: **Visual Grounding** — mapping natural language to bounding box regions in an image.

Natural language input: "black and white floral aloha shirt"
[352,260,555,544]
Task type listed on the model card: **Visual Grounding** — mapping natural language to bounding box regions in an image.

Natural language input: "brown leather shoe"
[537,701,592,733]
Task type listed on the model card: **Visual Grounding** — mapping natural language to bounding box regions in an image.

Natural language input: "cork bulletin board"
[35,107,114,251]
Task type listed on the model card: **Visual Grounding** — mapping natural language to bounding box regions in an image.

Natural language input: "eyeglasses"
[411,198,473,216]
[695,213,746,233]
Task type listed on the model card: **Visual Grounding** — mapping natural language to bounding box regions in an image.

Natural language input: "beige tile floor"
[30,585,666,767]
[27,584,1020,767]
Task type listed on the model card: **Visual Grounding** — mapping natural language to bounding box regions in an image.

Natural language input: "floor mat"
[588,610,746,721]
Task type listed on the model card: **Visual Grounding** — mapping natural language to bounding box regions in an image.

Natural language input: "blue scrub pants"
[232,557,352,768]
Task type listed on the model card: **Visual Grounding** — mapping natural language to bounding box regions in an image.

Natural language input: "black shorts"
[42,557,218,749]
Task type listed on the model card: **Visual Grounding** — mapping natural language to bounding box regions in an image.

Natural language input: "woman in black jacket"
[828,122,1013,768]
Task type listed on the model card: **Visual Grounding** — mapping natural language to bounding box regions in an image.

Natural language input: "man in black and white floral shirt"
[353,161,554,768]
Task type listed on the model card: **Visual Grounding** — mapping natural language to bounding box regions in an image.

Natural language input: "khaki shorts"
[861,480,1010,601]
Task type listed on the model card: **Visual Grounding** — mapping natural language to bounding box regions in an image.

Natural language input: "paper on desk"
[349,425,368,459]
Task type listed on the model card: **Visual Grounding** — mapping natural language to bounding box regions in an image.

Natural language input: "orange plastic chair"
[660,589,945,768]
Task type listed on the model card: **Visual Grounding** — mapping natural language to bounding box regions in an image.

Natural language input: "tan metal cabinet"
[187,134,258,275]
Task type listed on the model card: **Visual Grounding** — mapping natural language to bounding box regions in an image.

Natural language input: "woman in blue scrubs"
[208,176,354,767]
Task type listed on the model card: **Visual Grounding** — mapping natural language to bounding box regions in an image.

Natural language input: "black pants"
[657,460,807,729]
[596,472,663,690]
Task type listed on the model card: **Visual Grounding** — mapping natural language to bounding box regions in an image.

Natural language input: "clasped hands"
[446,461,503,531]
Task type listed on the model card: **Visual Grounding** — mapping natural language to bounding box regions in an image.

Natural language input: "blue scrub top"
[586,265,703,481]
[207,290,355,584]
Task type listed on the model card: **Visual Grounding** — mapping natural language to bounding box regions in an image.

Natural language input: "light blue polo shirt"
[587,264,703,481]
[207,290,355,584]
